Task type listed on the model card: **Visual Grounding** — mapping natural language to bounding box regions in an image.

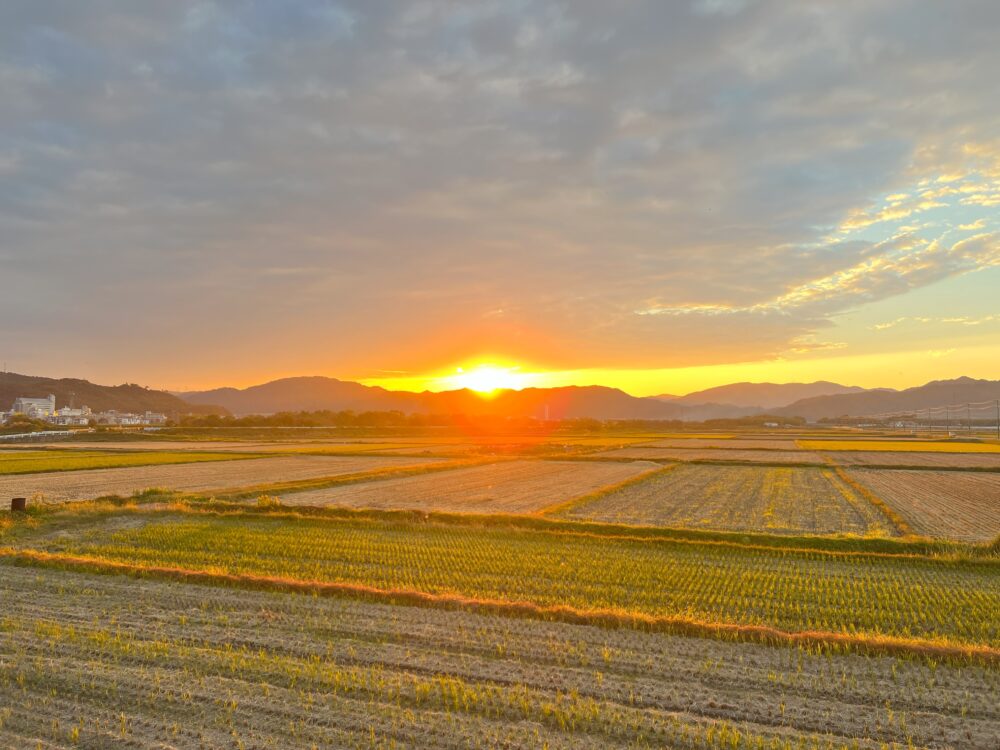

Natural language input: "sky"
[2,1,999,397]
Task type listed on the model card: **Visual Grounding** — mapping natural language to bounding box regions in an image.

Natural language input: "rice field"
[556,465,897,536]
[276,459,661,513]
[0,454,443,503]
[16,507,999,648]
[3,428,999,749]
[3,563,996,750]
[846,469,1000,542]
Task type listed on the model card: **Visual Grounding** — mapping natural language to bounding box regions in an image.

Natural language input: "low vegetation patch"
[0,449,264,475]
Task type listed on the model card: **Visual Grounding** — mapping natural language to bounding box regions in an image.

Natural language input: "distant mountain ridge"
[774,377,1000,420]
[0,372,226,416]
[179,377,689,420]
[669,381,865,409]
[179,375,1000,422]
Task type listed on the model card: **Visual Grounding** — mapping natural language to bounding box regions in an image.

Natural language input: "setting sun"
[445,365,527,394]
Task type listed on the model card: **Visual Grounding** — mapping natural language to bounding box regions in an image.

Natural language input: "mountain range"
[177,375,1000,421]
[4,370,996,422]
[663,381,865,409]
[772,376,1000,420]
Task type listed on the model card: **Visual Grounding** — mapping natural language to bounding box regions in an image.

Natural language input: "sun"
[447,364,525,394]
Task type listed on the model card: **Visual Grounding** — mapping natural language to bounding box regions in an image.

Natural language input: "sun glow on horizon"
[441,364,531,394]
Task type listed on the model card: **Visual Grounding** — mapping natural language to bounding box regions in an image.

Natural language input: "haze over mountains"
[178,376,1000,422]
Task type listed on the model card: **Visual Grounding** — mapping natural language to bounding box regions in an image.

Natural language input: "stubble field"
[1,561,996,750]
[0,454,444,503]
[276,459,661,513]
[555,464,897,536]
[846,469,1000,542]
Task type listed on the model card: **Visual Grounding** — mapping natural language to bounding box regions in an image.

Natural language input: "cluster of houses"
[2,394,168,427]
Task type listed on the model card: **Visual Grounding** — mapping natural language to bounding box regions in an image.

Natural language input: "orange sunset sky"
[3,2,999,397]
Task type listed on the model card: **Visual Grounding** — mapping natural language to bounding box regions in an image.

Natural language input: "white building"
[50,405,93,426]
[11,394,56,418]
[2,395,168,427]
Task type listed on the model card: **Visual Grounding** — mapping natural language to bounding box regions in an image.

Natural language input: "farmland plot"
[800,440,1000,453]
[0,454,442,503]
[558,465,896,536]
[3,564,997,749]
[644,438,801,450]
[846,469,1000,542]
[18,439,429,453]
[823,451,1000,469]
[277,459,660,513]
[593,447,825,464]
[0,449,260,474]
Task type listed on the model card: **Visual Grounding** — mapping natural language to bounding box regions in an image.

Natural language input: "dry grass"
[275,459,661,513]
[0,454,443,503]
[845,469,1000,542]
[556,464,897,536]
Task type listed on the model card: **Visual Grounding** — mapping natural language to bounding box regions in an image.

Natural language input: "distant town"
[2,394,167,427]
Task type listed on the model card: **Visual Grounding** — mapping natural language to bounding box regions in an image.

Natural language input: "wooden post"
[11,497,26,512]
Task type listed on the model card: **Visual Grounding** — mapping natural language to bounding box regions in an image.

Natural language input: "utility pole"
[996,400,999,441]
[967,403,972,434]
[946,405,950,436]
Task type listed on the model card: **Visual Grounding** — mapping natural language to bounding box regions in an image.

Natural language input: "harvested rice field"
[592,447,825,464]
[800,440,1000,453]
[846,469,1000,542]
[3,428,999,750]
[3,562,997,750]
[822,450,1000,469]
[556,464,897,536]
[0,454,443,503]
[277,459,660,513]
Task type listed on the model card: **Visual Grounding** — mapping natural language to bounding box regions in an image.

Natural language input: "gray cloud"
[1,0,999,382]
